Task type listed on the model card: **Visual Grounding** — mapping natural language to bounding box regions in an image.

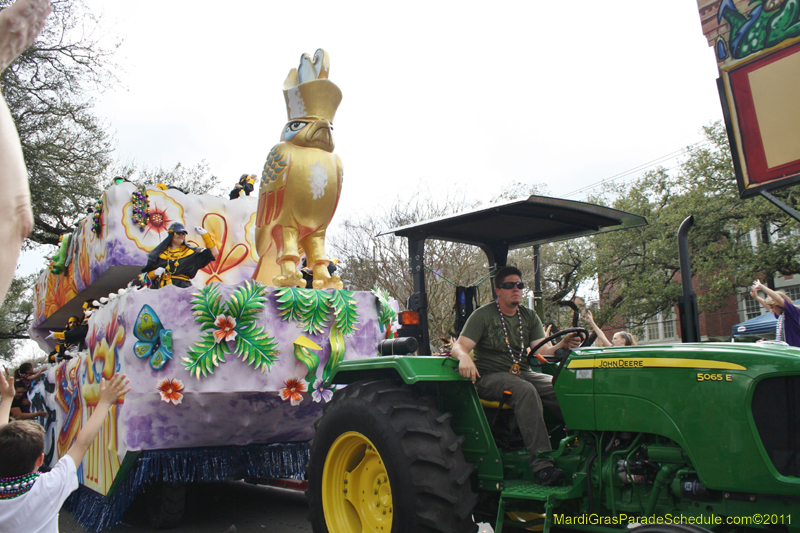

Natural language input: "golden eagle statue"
[253,49,343,289]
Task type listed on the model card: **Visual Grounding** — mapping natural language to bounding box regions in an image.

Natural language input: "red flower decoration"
[279,377,308,406]
[157,378,185,405]
[213,315,237,343]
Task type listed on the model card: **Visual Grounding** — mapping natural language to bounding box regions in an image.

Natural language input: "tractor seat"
[480,399,513,410]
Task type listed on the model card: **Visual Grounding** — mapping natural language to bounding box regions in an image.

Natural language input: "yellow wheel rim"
[322,431,393,532]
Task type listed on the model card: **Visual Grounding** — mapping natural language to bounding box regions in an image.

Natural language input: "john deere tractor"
[306,196,800,533]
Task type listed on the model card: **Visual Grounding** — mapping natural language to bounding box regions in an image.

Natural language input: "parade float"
[28,50,392,531]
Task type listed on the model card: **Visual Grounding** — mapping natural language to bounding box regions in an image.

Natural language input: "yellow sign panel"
[748,51,800,168]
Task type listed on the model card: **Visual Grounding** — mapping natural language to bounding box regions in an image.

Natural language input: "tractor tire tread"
[307,379,478,533]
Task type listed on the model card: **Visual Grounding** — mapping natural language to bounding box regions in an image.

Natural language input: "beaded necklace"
[160,246,193,276]
[0,472,40,500]
[776,312,785,342]
[496,301,525,375]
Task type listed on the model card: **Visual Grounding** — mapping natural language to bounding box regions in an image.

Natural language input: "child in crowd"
[0,370,129,532]
[13,362,44,391]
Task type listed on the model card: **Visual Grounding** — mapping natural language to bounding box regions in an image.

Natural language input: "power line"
[563,139,713,199]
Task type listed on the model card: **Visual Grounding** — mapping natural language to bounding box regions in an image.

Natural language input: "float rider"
[47,301,95,353]
[229,174,256,200]
[141,222,219,289]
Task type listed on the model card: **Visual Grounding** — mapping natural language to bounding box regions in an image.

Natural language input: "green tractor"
[306,196,800,533]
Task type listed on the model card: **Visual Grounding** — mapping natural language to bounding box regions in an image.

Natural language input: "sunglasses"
[498,281,525,290]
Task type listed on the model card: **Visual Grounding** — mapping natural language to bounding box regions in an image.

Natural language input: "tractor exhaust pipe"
[677,216,701,343]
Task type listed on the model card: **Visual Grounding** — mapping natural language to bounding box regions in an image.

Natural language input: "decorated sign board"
[697,0,800,197]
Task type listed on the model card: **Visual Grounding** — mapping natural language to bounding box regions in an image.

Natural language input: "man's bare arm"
[451,335,480,384]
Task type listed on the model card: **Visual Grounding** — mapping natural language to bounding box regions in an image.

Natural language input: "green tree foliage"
[0,0,120,246]
[587,121,800,332]
[0,274,35,362]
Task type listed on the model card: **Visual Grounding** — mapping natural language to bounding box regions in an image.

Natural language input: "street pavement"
[58,480,496,533]
[59,481,311,533]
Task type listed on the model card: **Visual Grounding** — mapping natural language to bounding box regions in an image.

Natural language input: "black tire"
[307,379,478,533]
[145,480,186,530]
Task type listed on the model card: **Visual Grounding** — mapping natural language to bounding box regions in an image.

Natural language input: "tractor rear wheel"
[307,379,478,533]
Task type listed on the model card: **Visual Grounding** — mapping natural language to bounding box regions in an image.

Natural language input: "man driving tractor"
[451,265,582,486]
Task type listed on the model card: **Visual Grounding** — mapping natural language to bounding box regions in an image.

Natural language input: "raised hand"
[99,374,130,407]
[0,369,13,399]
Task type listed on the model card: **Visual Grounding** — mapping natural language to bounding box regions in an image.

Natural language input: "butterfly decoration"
[133,304,173,370]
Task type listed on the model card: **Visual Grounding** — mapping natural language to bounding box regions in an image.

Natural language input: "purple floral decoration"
[311,378,333,403]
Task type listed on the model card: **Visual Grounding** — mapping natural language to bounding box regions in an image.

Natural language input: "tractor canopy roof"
[381,195,647,262]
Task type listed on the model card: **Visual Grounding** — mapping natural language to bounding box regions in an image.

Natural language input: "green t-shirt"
[460,303,546,374]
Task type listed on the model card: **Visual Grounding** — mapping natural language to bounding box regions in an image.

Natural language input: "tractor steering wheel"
[527,327,589,385]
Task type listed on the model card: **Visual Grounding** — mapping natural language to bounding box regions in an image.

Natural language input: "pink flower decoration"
[213,315,237,344]
[157,378,185,405]
[279,377,308,406]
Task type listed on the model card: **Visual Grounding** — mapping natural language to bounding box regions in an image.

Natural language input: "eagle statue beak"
[305,119,334,151]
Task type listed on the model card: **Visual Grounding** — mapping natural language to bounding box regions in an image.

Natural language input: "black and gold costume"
[143,245,214,288]
[229,174,255,199]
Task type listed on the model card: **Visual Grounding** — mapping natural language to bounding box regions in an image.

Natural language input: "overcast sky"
[81,0,722,213]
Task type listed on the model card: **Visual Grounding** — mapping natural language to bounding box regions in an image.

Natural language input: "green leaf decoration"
[234,322,280,372]
[275,287,306,323]
[227,280,268,327]
[183,333,228,379]
[294,344,320,382]
[372,287,396,332]
[298,289,332,335]
[329,290,360,336]
[191,284,223,331]
[186,281,279,379]
[323,324,346,382]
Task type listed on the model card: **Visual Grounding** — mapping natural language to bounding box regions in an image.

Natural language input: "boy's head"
[0,421,45,477]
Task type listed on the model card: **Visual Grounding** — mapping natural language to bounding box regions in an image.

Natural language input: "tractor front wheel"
[307,379,477,533]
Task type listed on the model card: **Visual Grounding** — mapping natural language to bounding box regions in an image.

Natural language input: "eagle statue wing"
[256,144,290,228]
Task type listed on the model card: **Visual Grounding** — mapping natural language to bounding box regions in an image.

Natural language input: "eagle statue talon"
[273,269,305,288]
[311,275,343,290]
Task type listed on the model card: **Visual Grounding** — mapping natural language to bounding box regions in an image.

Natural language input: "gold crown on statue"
[283,49,342,122]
